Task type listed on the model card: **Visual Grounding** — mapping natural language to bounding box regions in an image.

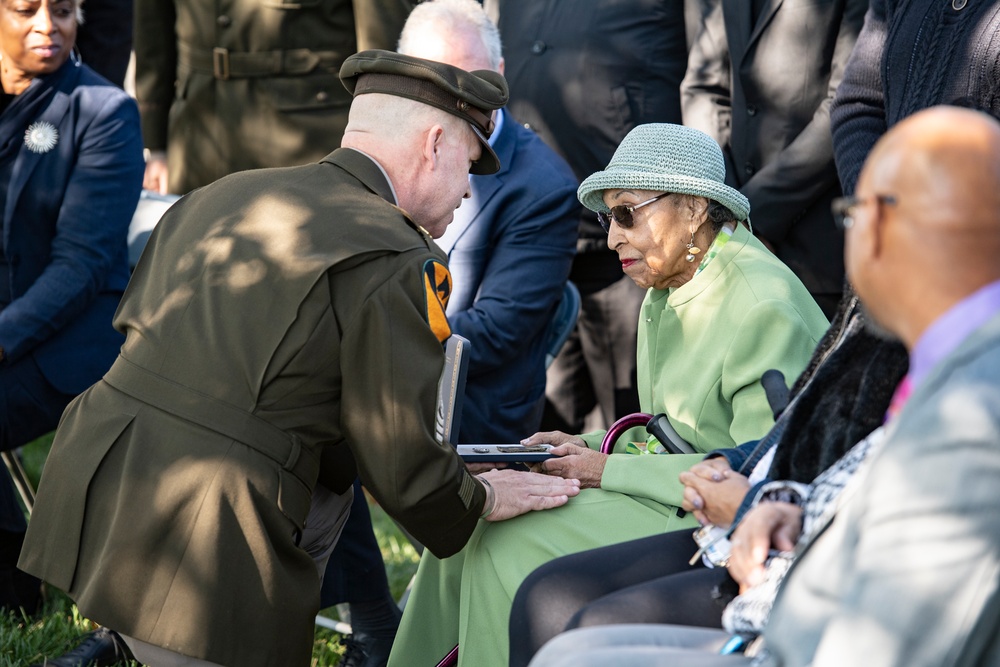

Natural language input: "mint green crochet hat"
[578,123,750,222]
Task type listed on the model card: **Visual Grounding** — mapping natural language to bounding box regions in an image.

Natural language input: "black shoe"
[31,627,134,667]
[337,632,394,667]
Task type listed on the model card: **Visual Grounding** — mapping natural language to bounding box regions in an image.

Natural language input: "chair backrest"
[544,281,581,370]
[128,190,181,269]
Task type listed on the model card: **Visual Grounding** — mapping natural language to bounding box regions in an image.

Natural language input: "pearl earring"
[685,231,701,263]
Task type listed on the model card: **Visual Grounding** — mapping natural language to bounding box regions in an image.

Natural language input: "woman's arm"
[0,90,144,362]
[830,0,890,195]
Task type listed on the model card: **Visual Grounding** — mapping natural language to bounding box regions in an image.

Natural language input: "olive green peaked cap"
[340,49,509,175]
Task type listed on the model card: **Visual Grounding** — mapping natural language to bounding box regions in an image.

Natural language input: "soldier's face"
[421,124,481,239]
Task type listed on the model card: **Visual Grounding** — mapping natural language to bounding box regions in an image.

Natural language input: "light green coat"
[388,224,828,667]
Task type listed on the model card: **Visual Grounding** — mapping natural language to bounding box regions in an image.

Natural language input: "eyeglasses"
[831,194,897,230]
[597,193,669,233]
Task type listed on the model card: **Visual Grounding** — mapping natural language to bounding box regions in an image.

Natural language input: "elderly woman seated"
[387,123,829,667]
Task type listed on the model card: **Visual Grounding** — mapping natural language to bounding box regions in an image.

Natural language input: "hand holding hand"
[727,502,802,592]
[478,469,580,521]
[143,151,169,194]
[679,459,750,527]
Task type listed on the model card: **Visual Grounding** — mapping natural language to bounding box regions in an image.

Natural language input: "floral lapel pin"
[24,121,59,154]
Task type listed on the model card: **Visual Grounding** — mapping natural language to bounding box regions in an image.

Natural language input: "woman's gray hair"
[397,0,503,71]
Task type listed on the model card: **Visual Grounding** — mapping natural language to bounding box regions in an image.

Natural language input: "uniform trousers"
[120,482,353,666]
[320,478,392,609]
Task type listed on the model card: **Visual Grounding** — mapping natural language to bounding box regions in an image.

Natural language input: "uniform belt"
[177,42,345,80]
[103,357,318,488]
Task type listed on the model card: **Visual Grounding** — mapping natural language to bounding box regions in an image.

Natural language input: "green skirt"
[388,487,698,666]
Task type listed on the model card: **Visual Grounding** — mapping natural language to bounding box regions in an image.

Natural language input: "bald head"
[848,106,1000,347]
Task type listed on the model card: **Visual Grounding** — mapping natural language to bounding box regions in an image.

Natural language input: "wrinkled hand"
[728,502,802,593]
[533,444,607,487]
[521,430,587,449]
[479,469,580,521]
[679,459,750,527]
[521,431,604,486]
[143,152,169,194]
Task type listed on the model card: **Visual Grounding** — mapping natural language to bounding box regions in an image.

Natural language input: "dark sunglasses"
[597,193,669,233]
[831,194,897,230]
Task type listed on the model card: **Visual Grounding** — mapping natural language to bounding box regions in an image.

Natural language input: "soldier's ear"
[423,124,446,170]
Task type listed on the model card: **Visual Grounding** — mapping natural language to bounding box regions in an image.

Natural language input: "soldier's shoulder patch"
[423,259,452,343]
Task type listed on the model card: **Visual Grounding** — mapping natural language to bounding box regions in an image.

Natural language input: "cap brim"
[469,124,500,175]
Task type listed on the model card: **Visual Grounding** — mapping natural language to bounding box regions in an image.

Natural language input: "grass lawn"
[2,435,421,666]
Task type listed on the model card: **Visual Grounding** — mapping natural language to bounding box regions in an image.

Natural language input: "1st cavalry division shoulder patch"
[423,259,452,343]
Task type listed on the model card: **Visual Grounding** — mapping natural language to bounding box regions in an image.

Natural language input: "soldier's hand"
[478,469,580,521]
[144,151,170,194]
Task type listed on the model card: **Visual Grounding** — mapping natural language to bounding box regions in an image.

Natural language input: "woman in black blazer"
[0,0,144,615]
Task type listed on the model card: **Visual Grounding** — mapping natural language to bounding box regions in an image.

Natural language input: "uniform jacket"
[682,0,867,296]
[580,225,829,509]
[437,112,579,443]
[0,58,143,394]
[20,149,486,667]
[134,0,412,193]
[764,312,1000,666]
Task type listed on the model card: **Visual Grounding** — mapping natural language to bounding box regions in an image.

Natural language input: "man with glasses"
[529,105,1000,667]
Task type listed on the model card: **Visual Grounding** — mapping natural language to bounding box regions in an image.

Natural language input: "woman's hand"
[535,444,607,488]
[727,502,802,593]
[520,431,604,486]
[521,430,587,448]
[679,458,750,527]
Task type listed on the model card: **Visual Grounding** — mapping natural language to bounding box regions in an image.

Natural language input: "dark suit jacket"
[0,60,144,394]
[485,0,687,253]
[439,112,579,443]
[76,0,134,87]
[682,0,867,296]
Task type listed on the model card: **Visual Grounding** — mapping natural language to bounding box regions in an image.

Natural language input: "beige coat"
[20,149,485,666]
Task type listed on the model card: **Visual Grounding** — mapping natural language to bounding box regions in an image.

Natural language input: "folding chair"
[128,190,181,269]
[3,448,35,517]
